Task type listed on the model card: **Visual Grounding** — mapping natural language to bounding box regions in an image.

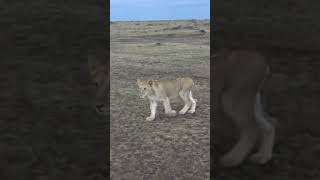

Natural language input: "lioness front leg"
[163,98,177,117]
[146,100,157,121]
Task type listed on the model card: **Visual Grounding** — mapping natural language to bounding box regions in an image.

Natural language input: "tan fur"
[88,47,109,115]
[137,77,197,121]
[213,49,277,167]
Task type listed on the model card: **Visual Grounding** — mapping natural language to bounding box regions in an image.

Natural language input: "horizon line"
[110,18,210,22]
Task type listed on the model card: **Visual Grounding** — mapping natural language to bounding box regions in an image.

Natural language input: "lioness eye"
[94,82,98,87]
[143,88,146,90]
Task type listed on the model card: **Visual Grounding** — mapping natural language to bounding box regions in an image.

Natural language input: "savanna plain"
[110,20,210,180]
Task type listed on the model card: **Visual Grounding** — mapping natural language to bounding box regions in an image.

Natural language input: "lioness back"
[153,77,194,99]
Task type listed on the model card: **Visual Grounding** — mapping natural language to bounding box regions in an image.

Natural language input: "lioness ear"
[137,79,141,85]
[147,80,153,86]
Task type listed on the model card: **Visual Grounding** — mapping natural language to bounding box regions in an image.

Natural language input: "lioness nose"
[96,104,105,109]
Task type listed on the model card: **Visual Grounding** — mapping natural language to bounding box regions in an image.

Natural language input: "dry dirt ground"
[110,20,210,179]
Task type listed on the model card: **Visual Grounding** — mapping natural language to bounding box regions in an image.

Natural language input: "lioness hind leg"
[220,92,258,167]
[188,91,197,114]
[249,91,275,164]
[179,91,191,115]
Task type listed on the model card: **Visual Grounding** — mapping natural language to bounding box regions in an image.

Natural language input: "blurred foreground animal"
[213,49,278,167]
[88,47,109,115]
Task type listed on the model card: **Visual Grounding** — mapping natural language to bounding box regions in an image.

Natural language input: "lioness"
[137,77,197,121]
[88,47,109,115]
[213,49,277,167]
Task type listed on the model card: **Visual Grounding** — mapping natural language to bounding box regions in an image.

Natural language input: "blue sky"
[111,0,210,21]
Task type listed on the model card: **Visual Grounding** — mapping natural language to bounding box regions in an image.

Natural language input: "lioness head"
[88,49,109,115]
[137,79,153,99]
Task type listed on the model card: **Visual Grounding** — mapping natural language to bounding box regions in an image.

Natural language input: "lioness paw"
[179,110,186,115]
[220,157,239,167]
[249,152,272,164]
[146,116,155,121]
[166,110,177,117]
[188,109,195,114]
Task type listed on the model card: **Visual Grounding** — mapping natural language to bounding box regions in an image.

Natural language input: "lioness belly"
[162,81,181,97]
[167,93,180,100]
